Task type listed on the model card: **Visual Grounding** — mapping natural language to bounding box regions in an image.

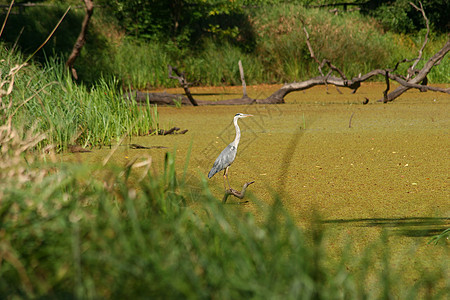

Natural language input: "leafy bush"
[250,4,406,80]
[100,0,250,47]
[362,0,450,34]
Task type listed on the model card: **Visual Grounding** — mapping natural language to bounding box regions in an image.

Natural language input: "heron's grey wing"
[208,144,237,178]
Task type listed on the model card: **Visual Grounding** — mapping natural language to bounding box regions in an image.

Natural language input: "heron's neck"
[232,117,241,147]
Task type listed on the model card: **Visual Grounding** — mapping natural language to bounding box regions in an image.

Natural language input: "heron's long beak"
[243,114,253,117]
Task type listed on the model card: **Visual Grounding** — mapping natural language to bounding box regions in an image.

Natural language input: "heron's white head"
[234,113,253,119]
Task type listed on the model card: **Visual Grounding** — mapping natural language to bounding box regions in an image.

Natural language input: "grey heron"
[208,113,253,190]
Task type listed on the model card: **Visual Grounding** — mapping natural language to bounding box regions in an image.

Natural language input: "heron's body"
[208,113,252,189]
[208,142,237,179]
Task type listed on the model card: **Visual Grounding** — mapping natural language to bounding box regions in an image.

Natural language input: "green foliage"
[0,2,115,85]
[100,0,251,47]
[249,4,408,80]
[1,1,448,88]
[361,0,450,34]
[102,2,448,87]
[0,3,81,59]
[100,0,449,40]
[99,4,448,88]
[109,38,265,88]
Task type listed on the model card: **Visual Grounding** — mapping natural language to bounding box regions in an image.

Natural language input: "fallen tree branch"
[130,144,168,149]
[381,37,450,102]
[222,181,255,204]
[127,44,448,106]
[124,90,193,106]
[149,126,188,135]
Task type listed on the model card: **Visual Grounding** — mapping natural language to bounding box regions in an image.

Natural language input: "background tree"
[100,0,253,48]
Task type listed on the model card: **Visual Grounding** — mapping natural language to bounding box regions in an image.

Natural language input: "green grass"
[2,48,159,150]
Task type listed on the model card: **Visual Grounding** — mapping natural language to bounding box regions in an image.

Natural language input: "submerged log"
[124,91,193,106]
[68,144,91,153]
[148,126,189,135]
[130,144,168,149]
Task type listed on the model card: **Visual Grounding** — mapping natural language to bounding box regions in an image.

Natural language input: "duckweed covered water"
[66,82,449,286]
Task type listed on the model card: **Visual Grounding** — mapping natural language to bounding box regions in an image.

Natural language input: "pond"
[66,82,449,282]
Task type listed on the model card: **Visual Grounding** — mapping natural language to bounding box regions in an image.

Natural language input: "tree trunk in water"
[66,0,94,80]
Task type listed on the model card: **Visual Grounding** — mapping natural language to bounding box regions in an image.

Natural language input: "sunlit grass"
[2,50,158,150]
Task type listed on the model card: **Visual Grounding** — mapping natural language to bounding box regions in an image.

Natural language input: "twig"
[222,181,255,203]
[0,0,14,39]
[393,58,416,73]
[349,112,355,128]
[25,6,71,63]
[238,60,248,98]
[408,1,429,79]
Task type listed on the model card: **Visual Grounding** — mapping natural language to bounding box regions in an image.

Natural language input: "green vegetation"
[1,1,448,89]
[1,47,158,150]
[0,2,448,298]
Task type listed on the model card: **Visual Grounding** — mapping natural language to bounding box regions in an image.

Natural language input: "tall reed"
[2,49,159,149]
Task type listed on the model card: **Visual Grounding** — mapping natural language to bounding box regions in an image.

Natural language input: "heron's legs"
[223,167,232,190]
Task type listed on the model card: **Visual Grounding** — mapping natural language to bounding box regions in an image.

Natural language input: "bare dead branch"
[222,181,255,203]
[302,26,324,76]
[238,60,248,98]
[320,59,348,81]
[383,70,390,102]
[408,1,429,79]
[168,65,198,106]
[302,26,348,95]
[382,38,450,102]
[393,58,417,73]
